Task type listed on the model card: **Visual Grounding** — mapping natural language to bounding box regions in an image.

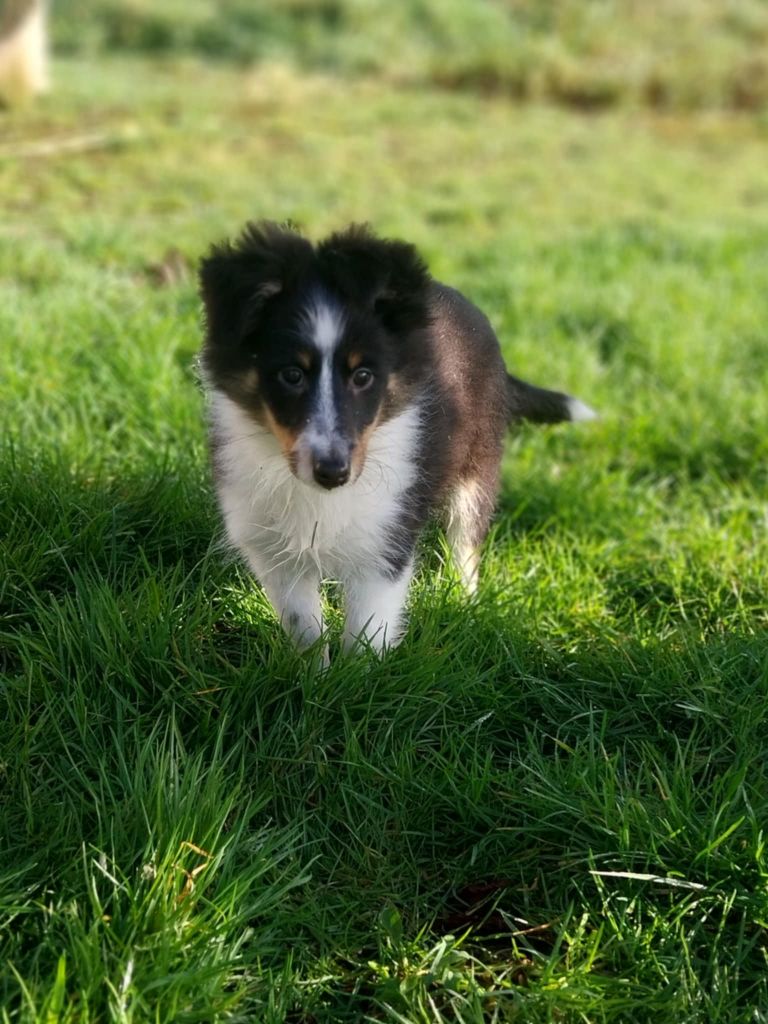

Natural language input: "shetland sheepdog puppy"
[199,222,595,654]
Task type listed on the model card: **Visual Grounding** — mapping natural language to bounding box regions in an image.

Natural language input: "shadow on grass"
[3,443,768,1020]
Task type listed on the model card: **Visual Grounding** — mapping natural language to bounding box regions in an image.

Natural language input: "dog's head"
[200,222,432,489]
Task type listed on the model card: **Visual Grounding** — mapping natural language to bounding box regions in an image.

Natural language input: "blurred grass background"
[52,0,768,111]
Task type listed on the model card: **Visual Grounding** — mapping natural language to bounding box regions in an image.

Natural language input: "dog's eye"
[350,367,374,390]
[278,366,305,389]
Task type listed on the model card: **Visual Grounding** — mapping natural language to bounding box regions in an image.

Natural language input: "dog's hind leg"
[444,478,495,595]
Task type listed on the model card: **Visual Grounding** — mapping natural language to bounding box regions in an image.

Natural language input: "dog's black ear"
[199,221,313,347]
[317,224,432,332]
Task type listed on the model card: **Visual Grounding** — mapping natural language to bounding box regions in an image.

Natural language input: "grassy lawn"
[2,12,768,1022]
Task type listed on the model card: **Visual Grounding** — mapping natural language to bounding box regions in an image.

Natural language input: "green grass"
[2,40,768,1024]
[51,0,768,112]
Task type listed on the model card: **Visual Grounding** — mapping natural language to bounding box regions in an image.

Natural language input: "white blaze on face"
[294,297,347,484]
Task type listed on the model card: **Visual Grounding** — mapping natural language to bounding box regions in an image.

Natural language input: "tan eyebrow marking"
[347,352,364,370]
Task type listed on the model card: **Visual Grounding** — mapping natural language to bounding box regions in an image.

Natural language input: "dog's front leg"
[342,561,414,654]
[244,549,324,650]
[264,572,324,649]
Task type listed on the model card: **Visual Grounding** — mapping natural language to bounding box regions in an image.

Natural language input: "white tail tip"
[567,397,599,422]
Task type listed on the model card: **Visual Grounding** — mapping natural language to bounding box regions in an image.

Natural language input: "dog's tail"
[507,374,597,425]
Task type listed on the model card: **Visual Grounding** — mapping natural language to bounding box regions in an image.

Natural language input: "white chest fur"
[209,391,421,581]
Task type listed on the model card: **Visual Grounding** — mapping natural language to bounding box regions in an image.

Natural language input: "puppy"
[199,222,595,653]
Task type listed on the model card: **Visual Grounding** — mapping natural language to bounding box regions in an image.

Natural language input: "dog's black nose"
[313,455,350,489]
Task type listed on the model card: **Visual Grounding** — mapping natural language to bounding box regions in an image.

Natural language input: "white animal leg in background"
[242,546,324,648]
[0,0,49,107]
[342,562,414,654]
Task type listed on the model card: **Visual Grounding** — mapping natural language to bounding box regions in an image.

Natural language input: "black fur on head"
[316,223,432,335]
[199,221,314,352]
[199,221,432,368]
